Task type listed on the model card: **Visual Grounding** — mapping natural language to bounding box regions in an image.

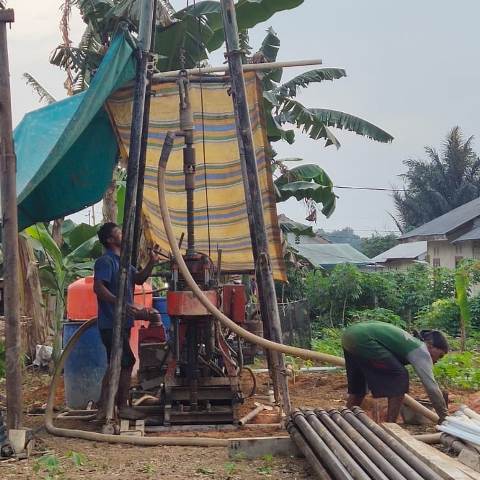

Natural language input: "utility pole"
[0,8,23,430]
[220,0,291,413]
[104,0,155,430]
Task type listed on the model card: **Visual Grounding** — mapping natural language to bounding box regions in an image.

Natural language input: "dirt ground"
[0,368,479,479]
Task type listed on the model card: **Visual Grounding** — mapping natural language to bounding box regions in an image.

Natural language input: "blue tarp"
[13,32,136,230]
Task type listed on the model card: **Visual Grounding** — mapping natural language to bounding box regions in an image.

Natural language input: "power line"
[333,185,406,192]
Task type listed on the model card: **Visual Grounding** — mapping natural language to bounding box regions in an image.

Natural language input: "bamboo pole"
[104,0,155,429]
[153,58,322,79]
[0,8,23,430]
[219,0,291,414]
[132,0,157,266]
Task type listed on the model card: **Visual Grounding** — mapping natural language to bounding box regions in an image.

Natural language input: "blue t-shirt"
[94,250,137,330]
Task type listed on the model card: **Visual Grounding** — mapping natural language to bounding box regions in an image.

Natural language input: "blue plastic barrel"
[153,297,171,332]
[62,321,107,409]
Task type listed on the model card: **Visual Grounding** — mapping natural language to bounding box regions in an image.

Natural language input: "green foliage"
[360,233,398,258]
[33,454,62,479]
[278,101,393,147]
[394,127,480,230]
[25,222,101,362]
[455,268,471,349]
[356,271,401,311]
[66,450,87,467]
[329,264,363,325]
[433,351,480,390]
[276,264,307,302]
[312,327,344,357]
[349,308,406,328]
[468,295,480,329]
[392,264,432,323]
[274,164,336,218]
[432,267,455,299]
[416,299,460,335]
[224,462,237,475]
[0,342,5,379]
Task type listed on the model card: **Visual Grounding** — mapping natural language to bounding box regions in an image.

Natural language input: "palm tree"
[394,127,480,230]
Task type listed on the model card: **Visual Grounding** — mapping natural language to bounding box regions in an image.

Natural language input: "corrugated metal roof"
[400,197,480,241]
[452,225,480,243]
[293,243,371,267]
[371,241,427,263]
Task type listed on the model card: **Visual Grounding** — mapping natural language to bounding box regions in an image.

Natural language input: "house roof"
[400,197,480,242]
[452,225,480,243]
[371,241,427,263]
[279,214,330,243]
[293,243,371,267]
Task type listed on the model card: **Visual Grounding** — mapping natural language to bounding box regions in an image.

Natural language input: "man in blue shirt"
[94,222,160,418]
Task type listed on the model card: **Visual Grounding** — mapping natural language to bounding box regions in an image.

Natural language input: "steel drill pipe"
[350,407,443,480]
[291,411,354,480]
[316,409,401,480]
[286,421,333,480]
[303,410,370,480]
[339,409,425,480]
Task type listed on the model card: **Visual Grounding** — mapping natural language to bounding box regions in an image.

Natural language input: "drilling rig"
[133,72,249,425]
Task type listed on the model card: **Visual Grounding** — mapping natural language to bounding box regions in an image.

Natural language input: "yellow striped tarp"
[107,72,286,281]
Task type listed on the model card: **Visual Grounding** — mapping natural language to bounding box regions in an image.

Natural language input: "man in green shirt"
[342,321,449,423]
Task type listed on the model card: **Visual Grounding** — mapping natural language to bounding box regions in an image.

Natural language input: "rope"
[192,0,212,257]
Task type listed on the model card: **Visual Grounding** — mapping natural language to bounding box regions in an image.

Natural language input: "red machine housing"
[221,284,246,324]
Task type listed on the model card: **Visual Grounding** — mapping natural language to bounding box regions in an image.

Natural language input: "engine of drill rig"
[133,72,248,425]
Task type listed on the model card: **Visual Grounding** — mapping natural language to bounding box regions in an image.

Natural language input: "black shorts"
[344,349,409,398]
[100,328,136,369]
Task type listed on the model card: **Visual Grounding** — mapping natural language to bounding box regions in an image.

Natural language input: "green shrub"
[0,342,4,378]
[416,298,460,335]
[433,351,480,390]
[349,308,406,328]
[311,327,344,357]
[468,294,480,330]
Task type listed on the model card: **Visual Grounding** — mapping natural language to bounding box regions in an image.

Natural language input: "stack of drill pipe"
[437,405,480,448]
[287,407,443,480]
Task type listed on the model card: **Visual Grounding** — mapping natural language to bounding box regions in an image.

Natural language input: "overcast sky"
[8,0,480,234]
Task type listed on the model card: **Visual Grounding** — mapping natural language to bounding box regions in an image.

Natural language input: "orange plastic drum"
[67,276,153,320]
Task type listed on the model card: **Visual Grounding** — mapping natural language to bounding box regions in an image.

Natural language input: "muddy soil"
[0,369,478,479]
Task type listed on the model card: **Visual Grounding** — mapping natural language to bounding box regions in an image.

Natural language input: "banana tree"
[25,222,102,361]
[50,0,304,77]
[274,163,336,222]
[255,28,393,148]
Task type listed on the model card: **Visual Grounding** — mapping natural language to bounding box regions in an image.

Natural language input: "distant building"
[293,243,372,270]
[399,197,480,268]
[371,241,427,271]
[278,214,330,245]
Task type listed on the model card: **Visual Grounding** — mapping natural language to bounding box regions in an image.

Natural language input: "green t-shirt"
[342,321,422,363]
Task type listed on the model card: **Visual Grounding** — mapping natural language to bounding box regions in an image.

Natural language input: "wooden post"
[219,0,291,413]
[132,0,157,266]
[104,0,155,428]
[0,8,23,430]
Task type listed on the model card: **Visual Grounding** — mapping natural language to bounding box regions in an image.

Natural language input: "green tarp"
[13,31,136,231]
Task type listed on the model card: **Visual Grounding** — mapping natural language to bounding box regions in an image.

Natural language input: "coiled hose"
[45,317,228,446]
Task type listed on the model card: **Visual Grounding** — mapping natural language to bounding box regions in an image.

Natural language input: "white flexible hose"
[156,145,439,424]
